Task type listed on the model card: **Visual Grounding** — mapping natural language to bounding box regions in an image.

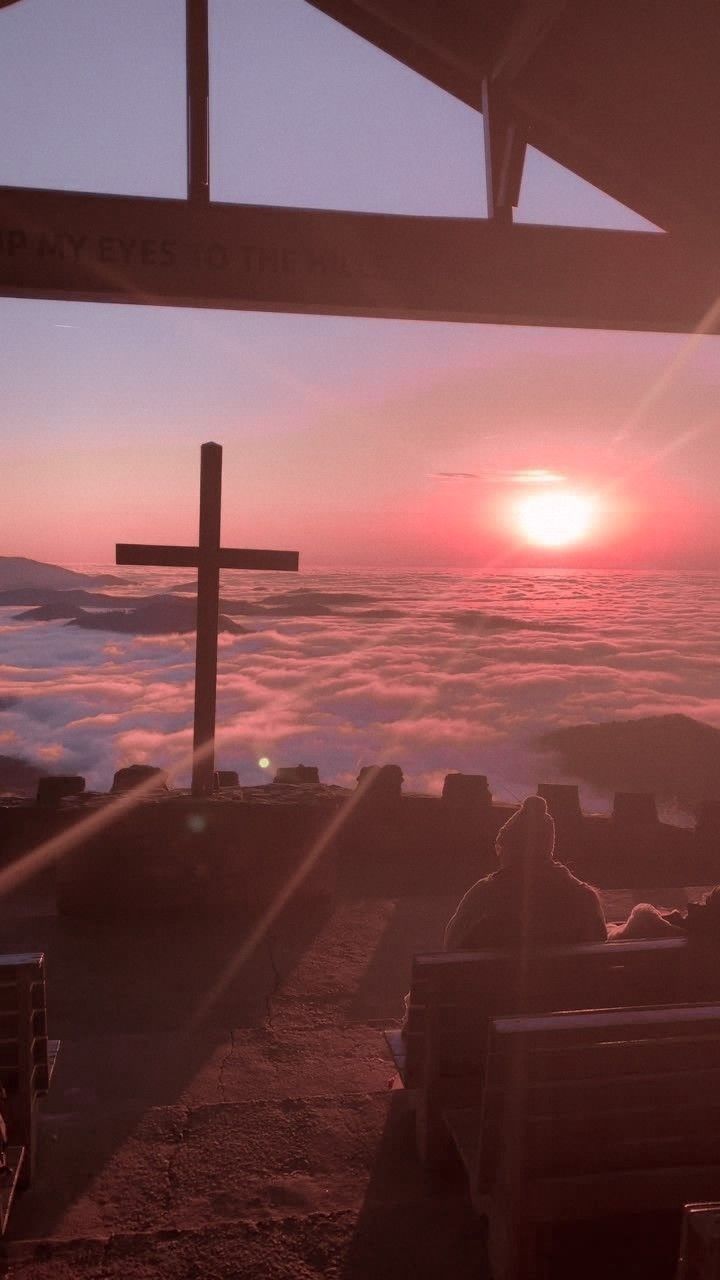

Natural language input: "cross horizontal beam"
[116,543,299,572]
[2,184,720,333]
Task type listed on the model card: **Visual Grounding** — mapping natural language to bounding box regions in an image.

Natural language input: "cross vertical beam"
[192,441,222,795]
[187,0,210,202]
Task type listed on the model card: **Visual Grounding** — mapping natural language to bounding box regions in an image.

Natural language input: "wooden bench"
[676,1200,720,1279]
[0,1149,25,1235]
[385,938,720,1163]
[0,952,60,1199]
[445,1002,720,1280]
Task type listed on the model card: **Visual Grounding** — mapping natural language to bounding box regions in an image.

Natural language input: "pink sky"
[0,0,718,568]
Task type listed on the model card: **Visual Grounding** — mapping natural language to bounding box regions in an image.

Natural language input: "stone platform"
[0,881,709,1279]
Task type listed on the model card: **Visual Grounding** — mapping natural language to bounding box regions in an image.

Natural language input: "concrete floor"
[0,879,707,1278]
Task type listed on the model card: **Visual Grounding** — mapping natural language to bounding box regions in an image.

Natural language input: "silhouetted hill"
[68,597,248,636]
[452,610,570,633]
[5,588,258,630]
[0,557,126,590]
[3,585,395,624]
[0,754,47,797]
[260,590,377,609]
[539,714,720,811]
[14,603,86,622]
[0,588,148,609]
[11,591,184,622]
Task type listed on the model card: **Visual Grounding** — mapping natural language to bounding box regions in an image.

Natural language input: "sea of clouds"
[1,568,720,816]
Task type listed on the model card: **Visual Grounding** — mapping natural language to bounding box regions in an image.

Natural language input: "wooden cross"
[116,441,299,797]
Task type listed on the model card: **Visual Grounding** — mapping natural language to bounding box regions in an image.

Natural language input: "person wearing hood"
[444,794,607,950]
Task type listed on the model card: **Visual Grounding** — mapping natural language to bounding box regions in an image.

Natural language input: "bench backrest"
[406,938,720,1087]
[0,953,50,1101]
[677,1201,720,1279]
[474,1002,720,1197]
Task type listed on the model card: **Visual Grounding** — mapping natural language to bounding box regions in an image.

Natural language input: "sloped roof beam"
[490,0,568,85]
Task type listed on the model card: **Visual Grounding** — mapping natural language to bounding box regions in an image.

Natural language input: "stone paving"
[0,882,709,1278]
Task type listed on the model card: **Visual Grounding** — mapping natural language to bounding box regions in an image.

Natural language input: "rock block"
[111,764,169,794]
[214,770,240,789]
[347,766,404,830]
[356,764,403,803]
[274,765,321,784]
[442,773,492,808]
[36,775,85,806]
[537,783,583,824]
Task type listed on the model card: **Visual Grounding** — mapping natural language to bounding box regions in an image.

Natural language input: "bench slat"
[0,1010,48,1036]
[383,1030,407,1080]
[484,1063,720,1115]
[491,1002,720,1041]
[474,1092,720,1192]
[46,1039,61,1091]
[0,1147,25,1236]
[411,939,695,995]
[527,1164,720,1223]
[0,955,45,969]
[0,983,46,1014]
[0,952,55,1188]
[487,1036,720,1086]
[527,1109,720,1172]
[444,1107,482,1177]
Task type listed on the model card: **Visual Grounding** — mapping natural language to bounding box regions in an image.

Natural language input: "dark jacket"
[444,860,607,951]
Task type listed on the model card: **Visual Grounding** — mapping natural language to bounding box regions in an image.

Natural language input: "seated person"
[610,887,720,940]
[444,794,607,950]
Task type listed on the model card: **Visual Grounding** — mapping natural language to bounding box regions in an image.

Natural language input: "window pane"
[210,0,487,216]
[0,0,186,196]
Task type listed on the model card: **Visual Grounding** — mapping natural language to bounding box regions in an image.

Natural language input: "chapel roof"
[307,0,720,240]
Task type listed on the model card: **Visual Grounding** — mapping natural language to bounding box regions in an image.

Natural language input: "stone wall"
[1,771,719,915]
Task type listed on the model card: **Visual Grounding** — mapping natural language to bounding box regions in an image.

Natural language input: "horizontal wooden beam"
[116,544,198,569]
[2,184,719,333]
[116,544,299,571]
[219,548,298,572]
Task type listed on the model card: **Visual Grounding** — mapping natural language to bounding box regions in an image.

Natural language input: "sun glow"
[515,490,597,548]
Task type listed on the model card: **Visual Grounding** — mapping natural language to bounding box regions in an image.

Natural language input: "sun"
[515,490,596,548]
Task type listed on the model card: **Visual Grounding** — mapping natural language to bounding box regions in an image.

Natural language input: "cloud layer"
[1,568,719,815]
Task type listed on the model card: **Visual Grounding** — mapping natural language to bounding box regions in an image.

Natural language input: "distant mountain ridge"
[0,557,126,590]
[3,589,246,635]
[539,713,720,812]
[68,598,247,636]
[1,583,393,624]
[2,588,149,609]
